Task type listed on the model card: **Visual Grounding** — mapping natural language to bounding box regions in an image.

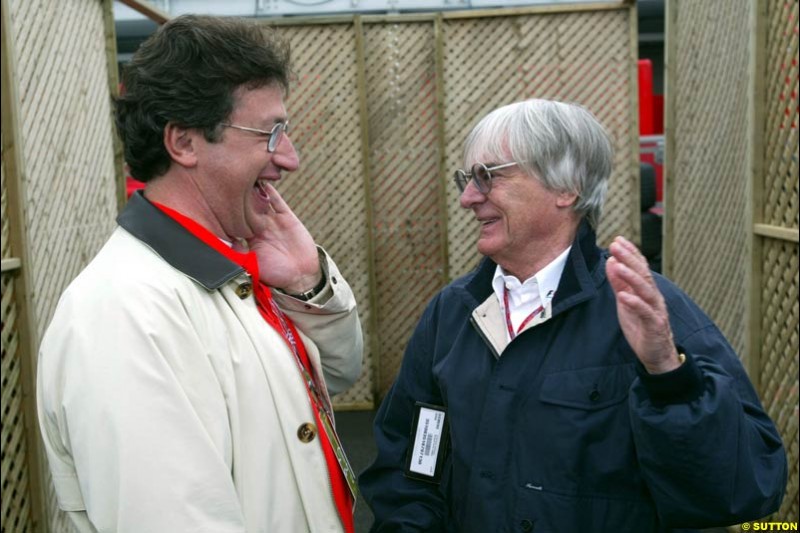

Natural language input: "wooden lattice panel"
[1,131,35,532]
[442,10,637,279]
[363,21,444,395]
[268,8,637,398]
[269,22,374,407]
[0,274,33,533]
[760,0,799,520]
[11,0,118,339]
[8,0,118,530]
[667,0,751,357]
[764,0,799,230]
[759,239,799,521]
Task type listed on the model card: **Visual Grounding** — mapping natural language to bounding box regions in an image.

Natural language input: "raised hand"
[606,236,682,374]
[245,182,322,294]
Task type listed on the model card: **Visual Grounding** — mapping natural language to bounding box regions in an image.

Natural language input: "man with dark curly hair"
[37,15,363,533]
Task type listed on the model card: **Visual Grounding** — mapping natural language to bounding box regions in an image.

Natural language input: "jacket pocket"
[539,363,636,411]
[518,364,648,518]
[513,486,659,533]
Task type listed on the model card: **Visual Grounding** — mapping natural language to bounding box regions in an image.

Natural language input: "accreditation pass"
[404,402,449,483]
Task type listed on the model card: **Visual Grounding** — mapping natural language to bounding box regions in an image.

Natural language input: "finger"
[606,256,633,296]
[616,288,653,317]
[609,236,652,281]
[609,259,663,310]
[617,288,674,343]
[261,182,290,213]
[618,236,650,274]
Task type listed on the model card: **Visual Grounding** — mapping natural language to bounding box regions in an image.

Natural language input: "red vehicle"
[638,58,664,272]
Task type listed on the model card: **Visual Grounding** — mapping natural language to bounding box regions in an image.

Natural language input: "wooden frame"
[627,0,642,244]
[116,0,170,24]
[103,0,127,213]
[434,14,450,285]
[353,15,383,406]
[747,0,767,392]
[662,0,677,278]
[1,0,47,527]
[265,1,628,27]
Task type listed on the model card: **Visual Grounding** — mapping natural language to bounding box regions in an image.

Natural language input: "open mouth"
[255,180,271,202]
[478,218,499,227]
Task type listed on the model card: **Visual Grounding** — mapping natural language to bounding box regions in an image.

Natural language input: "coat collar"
[460,220,605,316]
[117,191,244,290]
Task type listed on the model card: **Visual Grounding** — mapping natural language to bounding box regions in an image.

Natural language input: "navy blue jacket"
[360,223,786,532]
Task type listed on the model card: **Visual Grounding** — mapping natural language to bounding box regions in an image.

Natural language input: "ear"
[556,190,579,208]
[163,122,198,168]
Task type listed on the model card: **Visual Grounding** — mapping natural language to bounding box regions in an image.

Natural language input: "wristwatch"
[287,273,327,301]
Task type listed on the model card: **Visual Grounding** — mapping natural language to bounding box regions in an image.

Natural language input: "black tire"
[640,163,656,212]
[640,211,662,259]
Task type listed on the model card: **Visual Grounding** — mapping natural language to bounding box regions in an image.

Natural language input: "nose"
[271,133,300,171]
[459,178,486,209]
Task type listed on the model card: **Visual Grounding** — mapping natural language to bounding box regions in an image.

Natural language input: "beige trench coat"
[37,205,363,533]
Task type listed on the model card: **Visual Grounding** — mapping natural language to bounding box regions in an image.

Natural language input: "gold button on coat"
[297,422,316,443]
[235,281,253,299]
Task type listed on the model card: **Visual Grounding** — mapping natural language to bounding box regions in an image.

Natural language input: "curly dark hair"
[115,15,291,182]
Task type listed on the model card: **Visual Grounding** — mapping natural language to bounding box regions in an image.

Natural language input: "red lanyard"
[258,288,334,421]
[503,287,545,340]
[254,286,357,521]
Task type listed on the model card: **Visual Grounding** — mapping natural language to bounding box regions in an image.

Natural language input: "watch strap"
[287,272,327,301]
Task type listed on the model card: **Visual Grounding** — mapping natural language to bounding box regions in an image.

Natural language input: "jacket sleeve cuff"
[634,348,704,406]
[271,247,352,313]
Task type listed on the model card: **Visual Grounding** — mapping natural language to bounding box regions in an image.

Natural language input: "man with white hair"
[360,99,786,532]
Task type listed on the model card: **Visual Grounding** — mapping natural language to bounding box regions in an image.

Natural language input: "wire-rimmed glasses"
[220,121,289,153]
[453,161,521,194]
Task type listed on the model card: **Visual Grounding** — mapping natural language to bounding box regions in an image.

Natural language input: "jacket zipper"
[470,315,501,359]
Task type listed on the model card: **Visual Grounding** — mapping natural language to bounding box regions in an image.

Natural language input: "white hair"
[463,99,613,228]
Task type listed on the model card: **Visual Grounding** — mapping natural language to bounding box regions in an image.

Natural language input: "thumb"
[231,238,249,254]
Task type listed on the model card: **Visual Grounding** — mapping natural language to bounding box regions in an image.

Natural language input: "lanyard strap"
[258,291,358,508]
[263,295,334,421]
[503,287,544,340]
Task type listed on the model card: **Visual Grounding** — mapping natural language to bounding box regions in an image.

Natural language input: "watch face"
[295,273,327,301]
[295,290,314,301]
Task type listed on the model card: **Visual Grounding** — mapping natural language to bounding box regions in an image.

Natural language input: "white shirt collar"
[491,246,571,337]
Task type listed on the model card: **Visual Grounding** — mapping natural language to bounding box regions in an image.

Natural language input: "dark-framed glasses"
[453,161,520,194]
[220,121,289,153]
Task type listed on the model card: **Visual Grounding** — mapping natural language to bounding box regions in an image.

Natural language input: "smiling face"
[190,84,299,240]
[459,153,580,280]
